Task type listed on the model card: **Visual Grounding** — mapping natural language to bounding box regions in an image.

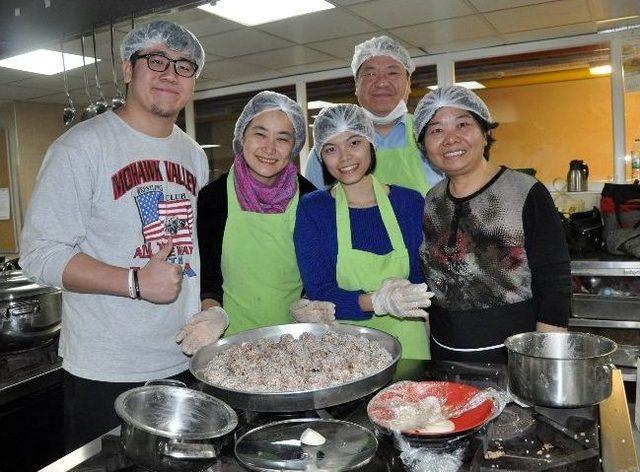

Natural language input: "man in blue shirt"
[304,36,442,194]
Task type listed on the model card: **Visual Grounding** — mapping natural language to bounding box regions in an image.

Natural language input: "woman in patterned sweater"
[413,86,571,363]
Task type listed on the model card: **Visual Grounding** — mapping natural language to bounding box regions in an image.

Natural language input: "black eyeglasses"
[131,53,198,78]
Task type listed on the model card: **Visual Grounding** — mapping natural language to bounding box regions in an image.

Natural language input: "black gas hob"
[0,339,64,472]
[58,360,628,472]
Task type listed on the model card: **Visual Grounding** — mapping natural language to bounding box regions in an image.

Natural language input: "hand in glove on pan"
[176,306,229,355]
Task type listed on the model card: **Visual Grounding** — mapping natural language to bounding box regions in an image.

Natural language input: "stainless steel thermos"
[567,159,589,192]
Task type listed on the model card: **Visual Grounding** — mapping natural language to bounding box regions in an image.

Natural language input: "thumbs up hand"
[138,239,183,304]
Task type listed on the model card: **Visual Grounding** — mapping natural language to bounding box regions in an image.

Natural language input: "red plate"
[367,381,494,437]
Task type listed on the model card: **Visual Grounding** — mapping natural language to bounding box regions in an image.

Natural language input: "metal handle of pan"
[163,440,217,459]
[5,300,40,318]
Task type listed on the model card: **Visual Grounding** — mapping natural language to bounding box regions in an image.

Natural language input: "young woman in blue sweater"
[292,104,433,359]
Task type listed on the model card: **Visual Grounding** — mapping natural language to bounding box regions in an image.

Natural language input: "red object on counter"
[367,381,494,437]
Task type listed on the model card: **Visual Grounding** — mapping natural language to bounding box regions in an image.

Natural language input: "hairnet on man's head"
[413,85,493,142]
[313,104,375,152]
[120,20,205,77]
[233,91,307,159]
[351,35,415,77]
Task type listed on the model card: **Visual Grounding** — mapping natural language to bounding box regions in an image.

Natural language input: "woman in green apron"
[292,104,434,360]
[194,91,317,342]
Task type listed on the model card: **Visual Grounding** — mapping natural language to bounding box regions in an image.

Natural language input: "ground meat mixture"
[201,331,393,392]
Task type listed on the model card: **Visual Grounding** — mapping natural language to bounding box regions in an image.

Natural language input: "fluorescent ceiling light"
[428,81,485,90]
[201,144,221,149]
[198,0,334,26]
[596,15,639,24]
[307,100,334,110]
[0,49,96,75]
[589,65,611,76]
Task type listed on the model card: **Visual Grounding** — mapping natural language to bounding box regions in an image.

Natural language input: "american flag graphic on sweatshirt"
[135,191,193,246]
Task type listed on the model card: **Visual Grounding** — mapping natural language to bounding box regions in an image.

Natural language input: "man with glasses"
[20,21,218,451]
[304,36,442,195]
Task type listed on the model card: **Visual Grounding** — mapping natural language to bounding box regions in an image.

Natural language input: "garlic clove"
[300,427,326,446]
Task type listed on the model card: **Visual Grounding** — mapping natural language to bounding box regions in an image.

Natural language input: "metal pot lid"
[234,418,377,471]
[114,384,238,440]
[0,278,60,301]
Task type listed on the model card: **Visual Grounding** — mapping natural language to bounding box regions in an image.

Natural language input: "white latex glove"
[371,277,435,319]
[176,306,229,355]
[290,299,336,323]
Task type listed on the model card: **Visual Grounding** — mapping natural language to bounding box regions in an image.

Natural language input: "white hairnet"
[351,35,415,76]
[120,20,205,77]
[313,104,375,152]
[233,91,307,159]
[413,85,493,141]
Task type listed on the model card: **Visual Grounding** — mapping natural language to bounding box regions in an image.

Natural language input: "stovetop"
[64,360,603,472]
[0,338,61,388]
[0,338,63,408]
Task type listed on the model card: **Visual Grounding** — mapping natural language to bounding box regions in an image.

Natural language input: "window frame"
[189,30,634,183]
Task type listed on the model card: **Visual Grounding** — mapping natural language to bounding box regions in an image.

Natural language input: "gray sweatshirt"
[20,111,209,382]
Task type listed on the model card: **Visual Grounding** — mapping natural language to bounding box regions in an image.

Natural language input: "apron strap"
[335,176,404,251]
[431,335,504,352]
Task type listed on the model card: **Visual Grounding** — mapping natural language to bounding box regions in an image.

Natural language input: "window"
[305,65,437,148]
[407,65,438,111]
[455,44,613,184]
[623,39,640,180]
[306,76,357,149]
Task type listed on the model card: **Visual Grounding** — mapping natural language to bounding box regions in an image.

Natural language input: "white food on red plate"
[383,395,454,432]
[300,428,326,446]
[420,419,455,434]
[368,381,464,434]
[202,331,392,392]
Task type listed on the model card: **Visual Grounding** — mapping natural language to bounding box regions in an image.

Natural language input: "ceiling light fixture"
[307,100,334,109]
[199,0,334,26]
[596,15,639,24]
[201,144,221,148]
[589,65,612,76]
[0,49,96,75]
[427,81,485,90]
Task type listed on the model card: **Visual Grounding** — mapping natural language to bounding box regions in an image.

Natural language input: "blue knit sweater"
[294,185,425,320]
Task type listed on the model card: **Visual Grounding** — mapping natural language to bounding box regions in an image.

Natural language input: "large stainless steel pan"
[190,323,401,412]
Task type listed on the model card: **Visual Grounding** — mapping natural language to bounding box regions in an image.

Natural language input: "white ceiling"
[2,0,639,106]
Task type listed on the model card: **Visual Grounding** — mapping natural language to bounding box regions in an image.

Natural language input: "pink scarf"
[233,153,298,214]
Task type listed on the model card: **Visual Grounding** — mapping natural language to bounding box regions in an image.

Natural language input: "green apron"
[334,176,429,359]
[372,114,429,196]
[221,167,302,335]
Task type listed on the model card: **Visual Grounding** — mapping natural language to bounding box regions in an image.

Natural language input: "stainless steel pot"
[0,273,61,352]
[505,332,617,408]
[114,379,238,472]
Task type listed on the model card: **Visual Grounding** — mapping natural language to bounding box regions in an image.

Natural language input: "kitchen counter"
[39,360,639,472]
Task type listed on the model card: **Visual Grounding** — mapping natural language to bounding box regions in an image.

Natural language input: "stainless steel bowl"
[115,380,238,472]
[190,323,401,412]
[505,332,617,408]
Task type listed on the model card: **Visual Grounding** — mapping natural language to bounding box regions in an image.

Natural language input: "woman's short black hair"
[417,110,499,161]
[469,112,499,160]
[320,143,377,187]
